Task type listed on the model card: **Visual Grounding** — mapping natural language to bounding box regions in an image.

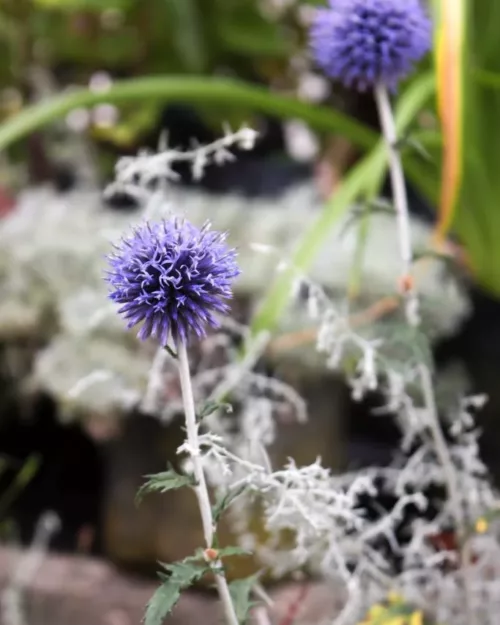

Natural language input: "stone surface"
[0,546,343,625]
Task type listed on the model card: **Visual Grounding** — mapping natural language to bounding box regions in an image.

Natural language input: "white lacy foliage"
[2,127,498,625]
[192,379,500,624]
[108,132,497,624]
[0,125,469,419]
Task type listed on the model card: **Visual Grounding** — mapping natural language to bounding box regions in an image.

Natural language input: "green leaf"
[212,484,248,525]
[145,558,209,625]
[228,573,261,625]
[0,454,41,520]
[395,133,434,163]
[340,199,395,239]
[217,8,292,58]
[135,467,194,505]
[163,0,207,73]
[198,400,233,422]
[216,546,251,558]
[0,76,377,153]
[34,0,133,10]
[161,558,208,582]
[144,582,183,625]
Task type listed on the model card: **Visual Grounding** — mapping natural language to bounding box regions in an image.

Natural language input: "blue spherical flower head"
[310,0,432,91]
[105,218,240,346]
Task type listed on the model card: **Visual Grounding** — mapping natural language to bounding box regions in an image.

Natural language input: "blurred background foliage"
[4,0,500,311]
[0,0,323,153]
[412,2,500,302]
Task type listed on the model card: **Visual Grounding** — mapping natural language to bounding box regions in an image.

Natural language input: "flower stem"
[374,83,418,325]
[375,84,474,622]
[176,341,239,625]
[418,364,464,534]
[374,82,465,537]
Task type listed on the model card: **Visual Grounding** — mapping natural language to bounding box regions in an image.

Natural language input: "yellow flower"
[409,610,424,625]
[387,591,404,605]
[475,517,488,534]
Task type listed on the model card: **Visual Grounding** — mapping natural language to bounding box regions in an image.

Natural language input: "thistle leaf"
[135,467,195,505]
[216,546,251,558]
[212,484,248,524]
[145,557,209,625]
[229,573,261,624]
[144,582,183,625]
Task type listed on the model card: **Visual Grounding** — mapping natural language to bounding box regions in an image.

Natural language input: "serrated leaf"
[228,573,261,625]
[144,581,183,625]
[212,484,248,524]
[162,559,209,583]
[135,467,194,505]
[144,555,211,625]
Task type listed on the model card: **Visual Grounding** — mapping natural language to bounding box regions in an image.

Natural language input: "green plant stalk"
[0,454,40,521]
[0,76,377,151]
[176,341,239,625]
[249,73,435,340]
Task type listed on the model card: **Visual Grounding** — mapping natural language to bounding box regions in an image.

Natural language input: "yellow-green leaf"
[433,0,466,244]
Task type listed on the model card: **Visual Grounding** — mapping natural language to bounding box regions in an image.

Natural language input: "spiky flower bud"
[105,218,240,345]
[309,0,432,91]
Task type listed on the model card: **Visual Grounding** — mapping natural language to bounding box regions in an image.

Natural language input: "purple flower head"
[309,0,432,91]
[105,218,240,345]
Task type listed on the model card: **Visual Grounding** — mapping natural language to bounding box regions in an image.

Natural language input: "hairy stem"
[374,83,419,324]
[375,83,474,621]
[418,364,464,533]
[420,362,475,624]
[176,341,239,625]
[375,83,465,536]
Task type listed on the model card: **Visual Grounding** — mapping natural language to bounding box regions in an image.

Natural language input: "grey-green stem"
[374,83,419,325]
[176,341,239,625]
[374,82,473,621]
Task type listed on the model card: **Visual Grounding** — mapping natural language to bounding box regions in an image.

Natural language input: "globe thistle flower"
[105,218,240,345]
[309,0,432,91]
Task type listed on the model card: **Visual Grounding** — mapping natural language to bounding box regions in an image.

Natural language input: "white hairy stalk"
[375,82,473,622]
[374,83,419,325]
[176,341,239,625]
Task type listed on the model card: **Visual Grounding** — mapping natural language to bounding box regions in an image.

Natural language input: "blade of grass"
[0,76,377,151]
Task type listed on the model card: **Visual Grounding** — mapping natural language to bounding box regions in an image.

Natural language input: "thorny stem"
[375,83,474,622]
[176,341,239,625]
[374,84,419,325]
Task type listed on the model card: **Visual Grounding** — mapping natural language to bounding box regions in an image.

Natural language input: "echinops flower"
[105,218,240,345]
[309,0,432,91]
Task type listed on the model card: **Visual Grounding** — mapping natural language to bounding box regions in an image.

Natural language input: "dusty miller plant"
[101,4,500,625]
